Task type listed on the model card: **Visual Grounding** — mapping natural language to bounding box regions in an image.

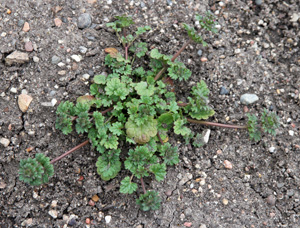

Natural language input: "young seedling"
[19,13,280,211]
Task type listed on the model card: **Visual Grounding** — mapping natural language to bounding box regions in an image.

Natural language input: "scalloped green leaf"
[125,116,157,144]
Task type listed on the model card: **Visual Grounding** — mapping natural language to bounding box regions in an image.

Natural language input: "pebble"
[255,0,263,5]
[5,51,29,65]
[287,189,294,197]
[51,55,61,64]
[179,173,193,186]
[269,146,275,153]
[48,209,58,218]
[184,222,192,227]
[266,195,276,206]
[222,198,229,205]
[240,94,259,105]
[21,218,33,226]
[58,62,65,67]
[51,99,57,106]
[85,218,91,224]
[234,49,241,54]
[25,41,33,52]
[105,215,112,224]
[10,87,17,93]
[0,138,10,147]
[92,194,100,202]
[165,189,173,196]
[78,13,92,29]
[200,57,208,62]
[51,200,58,208]
[82,74,90,80]
[54,18,62,27]
[68,218,77,226]
[200,224,207,228]
[79,46,88,54]
[166,0,173,6]
[58,70,66,75]
[18,19,25,27]
[23,22,30,32]
[88,70,94,76]
[202,129,211,144]
[71,55,82,62]
[288,130,294,136]
[33,56,39,63]
[197,50,203,56]
[219,86,229,95]
[224,160,233,169]
[18,94,33,112]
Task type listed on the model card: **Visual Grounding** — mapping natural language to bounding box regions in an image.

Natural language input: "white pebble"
[82,74,90,80]
[58,62,65,67]
[48,210,58,218]
[269,146,276,153]
[51,200,58,208]
[33,56,39,63]
[51,99,57,106]
[0,138,10,147]
[71,55,82,62]
[10,87,17,93]
[288,130,294,136]
[105,215,112,223]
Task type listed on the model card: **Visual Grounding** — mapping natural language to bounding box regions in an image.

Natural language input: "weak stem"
[171,39,192,62]
[187,118,248,129]
[140,177,147,194]
[50,140,89,164]
[157,132,164,145]
[125,46,128,60]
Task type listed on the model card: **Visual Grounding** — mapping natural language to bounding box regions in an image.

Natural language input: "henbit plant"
[19,13,280,211]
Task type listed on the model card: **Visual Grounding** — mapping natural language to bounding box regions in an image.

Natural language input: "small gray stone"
[166,0,173,6]
[197,50,203,56]
[79,46,88,54]
[88,70,94,76]
[18,19,25,27]
[255,0,263,5]
[200,225,207,228]
[287,189,295,197]
[51,55,61,65]
[240,94,259,105]
[140,1,145,8]
[78,13,92,29]
[0,138,10,147]
[49,91,56,96]
[220,86,229,95]
[266,195,276,206]
[277,182,284,188]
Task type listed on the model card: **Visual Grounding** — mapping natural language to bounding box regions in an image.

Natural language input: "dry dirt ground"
[0,0,300,227]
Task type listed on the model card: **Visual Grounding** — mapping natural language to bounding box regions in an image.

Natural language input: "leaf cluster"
[19,153,54,186]
[247,109,280,142]
[183,11,218,46]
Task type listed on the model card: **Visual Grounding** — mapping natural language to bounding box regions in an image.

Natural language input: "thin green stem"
[50,140,89,164]
[187,118,248,129]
